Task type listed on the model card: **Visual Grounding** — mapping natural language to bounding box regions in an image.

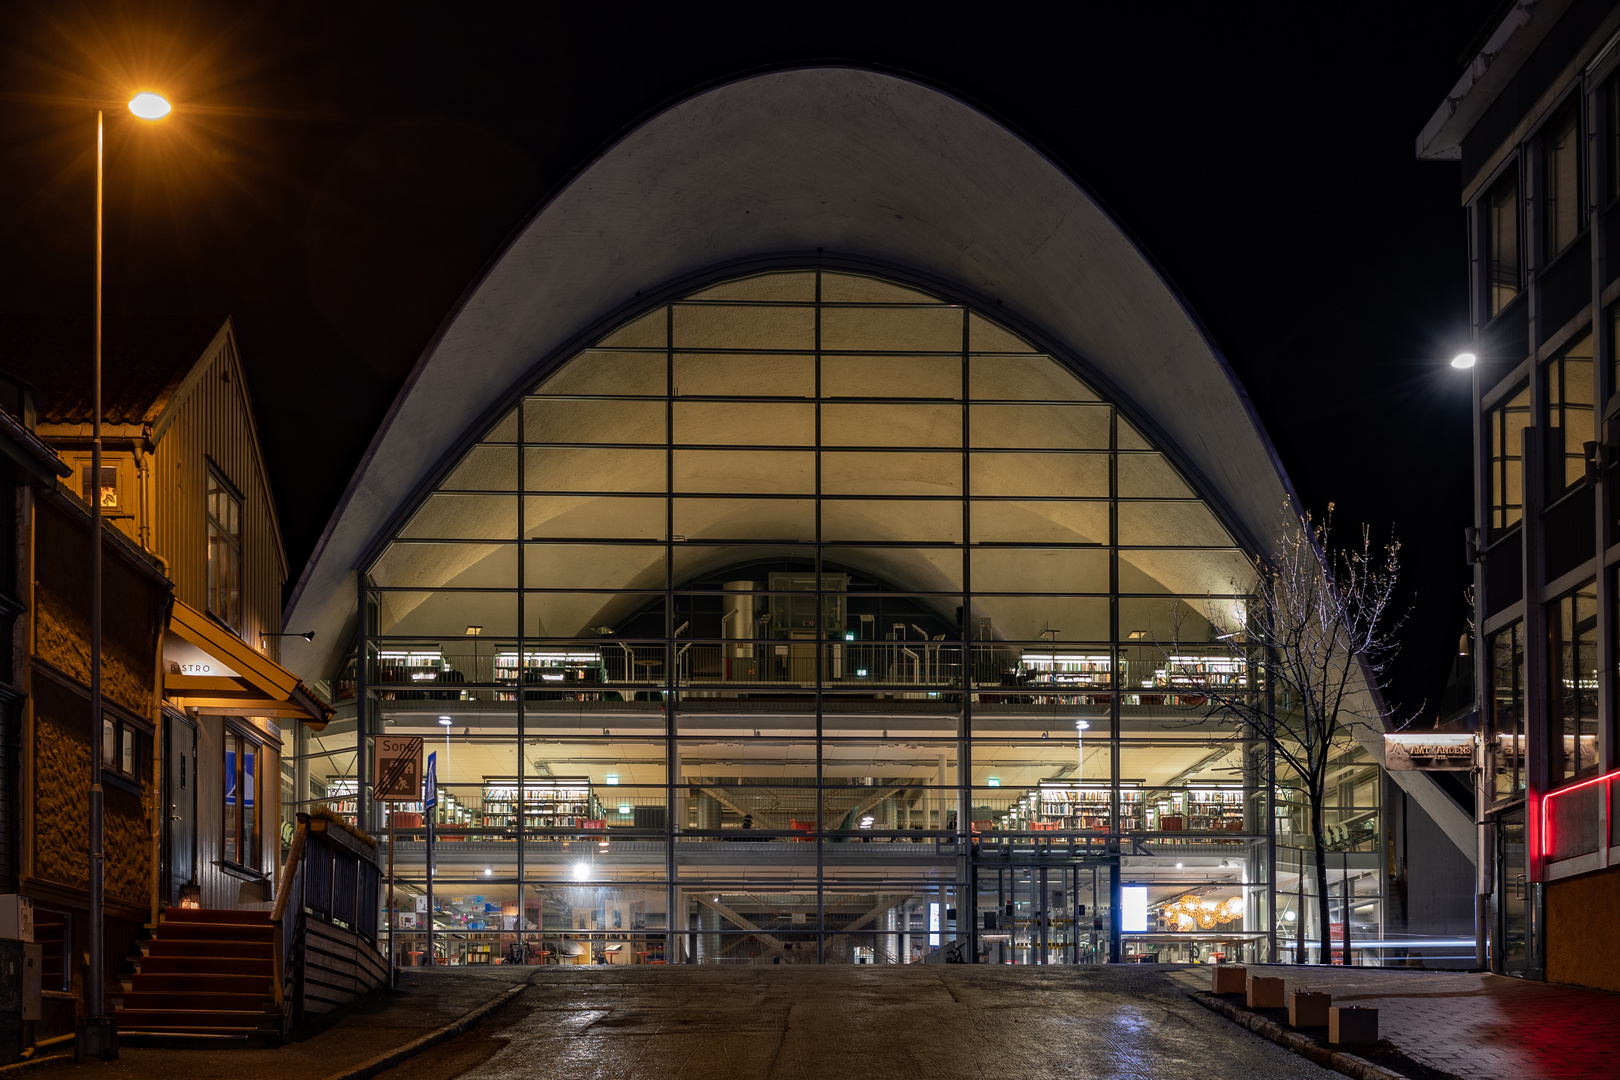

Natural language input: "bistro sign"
[1384,733,1475,771]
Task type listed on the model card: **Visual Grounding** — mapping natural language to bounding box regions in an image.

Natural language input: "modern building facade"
[1419,0,1620,989]
[283,67,1474,966]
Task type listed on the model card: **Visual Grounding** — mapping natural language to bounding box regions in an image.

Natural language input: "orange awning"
[163,599,332,729]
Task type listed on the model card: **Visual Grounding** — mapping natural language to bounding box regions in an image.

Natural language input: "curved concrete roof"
[283,66,1293,686]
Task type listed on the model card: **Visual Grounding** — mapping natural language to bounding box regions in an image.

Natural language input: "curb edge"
[317,981,528,1080]
[1185,991,1409,1080]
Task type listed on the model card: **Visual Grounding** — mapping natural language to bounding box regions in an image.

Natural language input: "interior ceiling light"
[465,625,483,636]
[1451,352,1477,369]
[438,716,453,726]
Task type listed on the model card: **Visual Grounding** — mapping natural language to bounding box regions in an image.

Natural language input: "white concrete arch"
[285,66,1291,683]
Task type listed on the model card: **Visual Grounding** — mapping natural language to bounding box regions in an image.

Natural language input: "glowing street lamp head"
[1450,351,1477,370]
[128,93,172,121]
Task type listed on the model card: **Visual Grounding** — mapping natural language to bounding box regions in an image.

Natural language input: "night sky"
[0,2,1498,714]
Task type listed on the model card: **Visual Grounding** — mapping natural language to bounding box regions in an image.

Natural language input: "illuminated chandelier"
[1160,895,1245,930]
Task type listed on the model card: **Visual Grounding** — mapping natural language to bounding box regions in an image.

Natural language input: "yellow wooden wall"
[147,326,287,664]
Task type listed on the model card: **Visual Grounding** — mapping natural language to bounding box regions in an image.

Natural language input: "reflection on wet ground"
[389,965,1332,1080]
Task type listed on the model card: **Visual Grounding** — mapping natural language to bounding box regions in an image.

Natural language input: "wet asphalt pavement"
[388,965,1334,1080]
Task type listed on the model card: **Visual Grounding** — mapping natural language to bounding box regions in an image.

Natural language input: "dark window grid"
[1487,168,1522,318]
[1489,621,1525,803]
[1549,582,1601,786]
[207,468,244,632]
[1544,333,1595,494]
[1542,103,1583,260]
[1487,384,1532,532]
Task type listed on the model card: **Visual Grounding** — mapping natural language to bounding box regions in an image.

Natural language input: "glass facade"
[283,269,1382,966]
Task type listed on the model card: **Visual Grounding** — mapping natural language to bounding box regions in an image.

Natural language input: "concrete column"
[694,791,721,832]
[882,905,899,963]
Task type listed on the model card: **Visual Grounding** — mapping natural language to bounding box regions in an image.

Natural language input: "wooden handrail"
[270,824,307,923]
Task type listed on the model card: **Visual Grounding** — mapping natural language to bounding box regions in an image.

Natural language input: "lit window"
[80,464,118,510]
[224,729,260,870]
[1486,382,1531,532]
[1544,331,1594,493]
[207,469,242,632]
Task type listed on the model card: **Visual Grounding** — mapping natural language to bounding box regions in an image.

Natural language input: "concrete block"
[1287,990,1330,1027]
[1211,965,1247,993]
[1329,1005,1378,1045]
[1246,975,1285,1008]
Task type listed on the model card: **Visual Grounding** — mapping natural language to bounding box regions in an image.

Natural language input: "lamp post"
[81,91,171,1063]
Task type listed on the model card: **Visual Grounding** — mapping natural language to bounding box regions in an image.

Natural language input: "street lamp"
[83,92,172,1063]
[1450,352,1477,369]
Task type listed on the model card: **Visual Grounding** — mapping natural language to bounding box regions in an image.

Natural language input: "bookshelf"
[482,777,598,831]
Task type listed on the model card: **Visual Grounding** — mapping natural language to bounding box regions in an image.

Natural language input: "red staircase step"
[113,1009,275,1030]
[164,908,273,926]
[139,955,273,977]
[122,991,269,1012]
[148,939,273,960]
[157,922,274,942]
[132,973,271,995]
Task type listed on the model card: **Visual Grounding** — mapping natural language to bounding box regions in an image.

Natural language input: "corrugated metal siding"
[149,333,286,662]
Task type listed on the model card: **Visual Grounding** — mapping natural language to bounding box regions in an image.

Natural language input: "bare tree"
[1168,502,1406,965]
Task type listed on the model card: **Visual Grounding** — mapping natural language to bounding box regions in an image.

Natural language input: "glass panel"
[1118,596,1238,645]
[102,717,116,767]
[974,596,1111,642]
[597,308,666,349]
[1489,384,1531,531]
[1550,581,1599,783]
[971,548,1110,593]
[525,399,665,444]
[1544,106,1581,257]
[970,355,1098,401]
[971,500,1109,544]
[1117,502,1233,547]
[969,453,1109,498]
[525,496,664,540]
[372,542,516,589]
[822,451,962,495]
[224,734,239,865]
[525,593,663,641]
[822,403,961,447]
[821,355,961,399]
[1489,622,1525,801]
[374,590,519,638]
[242,743,257,870]
[1119,549,1256,596]
[968,311,1035,353]
[672,305,816,350]
[971,404,1110,449]
[820,272,937,304]
[673,401,815,446]
[1489,171,1521,317]
[670,496,815,542]
[827,549,963,593]
[822,499,962,543]
[523,544,666,591]
[674,450,814,494]
[442,445,517,490]
[525,447,665,493]
[1117,454,1194,498]
[820,305,963,352]
[673,353,814,397]
[686,271,817,302]
[533,351,666,396]
[398,495,518,540]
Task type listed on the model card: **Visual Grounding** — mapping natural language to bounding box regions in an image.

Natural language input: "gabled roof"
[0,312,224,427]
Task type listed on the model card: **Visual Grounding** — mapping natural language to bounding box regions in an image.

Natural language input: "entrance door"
[165,714,197,906]
[1498,811,1528,975]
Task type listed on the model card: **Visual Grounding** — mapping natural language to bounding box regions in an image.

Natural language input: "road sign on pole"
[425,751,438,809]
[374,736,424,801]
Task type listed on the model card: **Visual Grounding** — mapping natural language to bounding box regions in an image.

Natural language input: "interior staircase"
[113,907,281,1043]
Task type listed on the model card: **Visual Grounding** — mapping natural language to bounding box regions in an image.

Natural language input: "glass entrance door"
[1498,811,1528,975]
[164,714,197,906]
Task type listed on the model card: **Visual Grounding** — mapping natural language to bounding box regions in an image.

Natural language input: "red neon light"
[1539,769,1620,867]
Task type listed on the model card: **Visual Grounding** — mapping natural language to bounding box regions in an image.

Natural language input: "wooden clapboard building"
[0,315,339,1044]
[0,375,173,1045]
[12,317,332,913]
